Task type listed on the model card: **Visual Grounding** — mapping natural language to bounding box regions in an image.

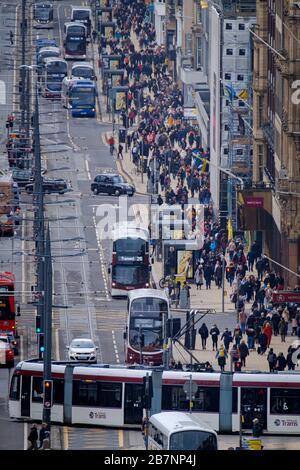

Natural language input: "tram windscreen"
[170,431,217,450]
[129,297,168,351]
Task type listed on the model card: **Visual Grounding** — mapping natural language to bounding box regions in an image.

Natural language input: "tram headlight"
[112,282,116,287]
[145,283,149,287]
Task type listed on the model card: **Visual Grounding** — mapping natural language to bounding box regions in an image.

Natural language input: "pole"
[25,68,31,151]
[145,372,150,450]
[222,255,225,313]
[163,311,168,369]
[189,373,192,414]
[43,224,52,438]
[20,0,26,133]
[139,324,143,365]
[239,411,243,448]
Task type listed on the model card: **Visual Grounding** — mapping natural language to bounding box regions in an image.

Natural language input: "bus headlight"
[145,283,149,287]
[112,282,116,287]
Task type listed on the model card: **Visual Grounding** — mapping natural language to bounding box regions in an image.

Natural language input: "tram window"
[73,380,98,406]
[53,379,64,405]
[270,389,300,415]
[232,387,238,413]
[9,374,20,400]
[99,382,122,408]
[32,377,43,402]
[162,385,219,412]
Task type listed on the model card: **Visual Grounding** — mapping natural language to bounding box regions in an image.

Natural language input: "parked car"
[25,178,70,194]
[91,173,135,196]
[12,169,34,187]
[67,338,98,363]
[0,334,14,367]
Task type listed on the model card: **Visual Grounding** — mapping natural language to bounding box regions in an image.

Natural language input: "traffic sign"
[183,380,198,398]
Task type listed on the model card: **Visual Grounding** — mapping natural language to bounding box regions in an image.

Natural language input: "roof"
[64,21,86,29]
[71,6,91,12]
[38,46,60,54]
[44,57,67,64]
[72,62,93,69]
[149,412,218,436]
[128,288,168,302]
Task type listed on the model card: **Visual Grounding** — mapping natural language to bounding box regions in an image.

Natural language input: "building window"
[185,33,193,56]
[239,100,245,107]
[226,99,230,106]
[225,73,231,80]
[224,148,229,155]
[226,49,233,55]
[258,144,264,181]
[196,37,202,69]
[196,4,202,24]
[237,74,244,81]
[238,24,245,30]
[224,125,229,131]
[239,49,246,56]
[236,149,243,156]
[225,23,232,30]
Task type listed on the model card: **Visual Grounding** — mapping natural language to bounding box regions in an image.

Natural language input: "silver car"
[67,338,98,363]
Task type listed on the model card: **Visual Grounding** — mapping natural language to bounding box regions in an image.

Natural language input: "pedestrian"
[216,345,227,372]
[221,328,233,352]
[179,281,191,309]
[141,417,148,447]
[271,308,280,336]
[92,29,97,43]
[239,309,247,334]
[203,263,213,289]
[291,317,297,336]
[210,324,220,351]
[198,322,209,350]
[262,321,273,347]
[9,30,14,45]
[117,143,124,159]
[238,340,249,367]
[258,330,268,355]
[287,346,296,371]
[276,352,287,371]
[279,318,288,342]
[38,422,50,449]
[27,423,38,450]
[267,348,277,372]
[246,326,255,350]
[194,264,204,290]
[214,261,223,289]
[229,344,240,372]
[252,418,263,438]
[233,324,242,347]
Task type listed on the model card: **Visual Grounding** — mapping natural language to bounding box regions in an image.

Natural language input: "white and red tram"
[9,360,300,434]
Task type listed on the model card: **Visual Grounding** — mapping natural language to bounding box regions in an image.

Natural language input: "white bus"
[71,62,96,81]
[71,7,92,37]
[33,2,53,29]
[148,412,218,450]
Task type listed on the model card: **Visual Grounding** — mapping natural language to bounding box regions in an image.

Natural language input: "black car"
[91,174,135,196]
[25,178,70,194]
[12,169,34,187]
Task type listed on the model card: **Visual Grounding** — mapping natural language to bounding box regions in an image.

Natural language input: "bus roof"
[149,412,218,436]
[128,289,168,302]
[0,272,15,284]
[36,38,56,48]
[44,57,67,65]
[64,21,86,28]
[71,6,91,12]
[71,79,95,87]
[71,62,93,70]
[111,226,149,242]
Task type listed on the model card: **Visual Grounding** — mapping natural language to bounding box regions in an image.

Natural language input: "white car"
[67,338,98,363]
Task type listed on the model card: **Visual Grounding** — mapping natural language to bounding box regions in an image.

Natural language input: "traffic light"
[142,376,153,409]
[38,333,45,353]
[35,315,41,334]
[43,380,53,409]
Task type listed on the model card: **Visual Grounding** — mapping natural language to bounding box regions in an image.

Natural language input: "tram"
[9,360,300,434]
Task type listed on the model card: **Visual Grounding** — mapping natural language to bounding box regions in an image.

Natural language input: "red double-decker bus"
[0,272,16,332]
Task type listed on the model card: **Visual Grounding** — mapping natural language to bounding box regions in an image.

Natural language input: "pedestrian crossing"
[52,307,126,331]
[64,426,122,450]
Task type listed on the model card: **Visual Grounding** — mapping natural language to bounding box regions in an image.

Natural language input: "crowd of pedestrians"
[105,1,300,373]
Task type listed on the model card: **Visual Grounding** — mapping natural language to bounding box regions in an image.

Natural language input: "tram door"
[21,376,31,417]
[124,383,143,425]
[240,387,267,429]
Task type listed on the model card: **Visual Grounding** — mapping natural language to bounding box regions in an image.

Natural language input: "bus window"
[270,389,300,415]
[9,373,20,400]
[32,377,43,402]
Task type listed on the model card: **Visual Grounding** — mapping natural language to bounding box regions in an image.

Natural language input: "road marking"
[20,334,23,361]
[55,328,60,360]
[118,429,124,449]
[13,3,19,113]
[85,159,91,180]
[24,422,27,450]
[112,330,120,364]
[92,215,110,300]
[21,212,25,304]
[63,426,69,450]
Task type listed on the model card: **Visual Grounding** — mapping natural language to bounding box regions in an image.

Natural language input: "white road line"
[21,213,25,304]
[85,159,91,180]
[13,3,19,113]
[111,330,120,363]
[20,334,23,361]
[24,422,27,450]
[55,328,60,360]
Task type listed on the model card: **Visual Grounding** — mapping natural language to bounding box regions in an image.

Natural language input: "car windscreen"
[71,341,93,348]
